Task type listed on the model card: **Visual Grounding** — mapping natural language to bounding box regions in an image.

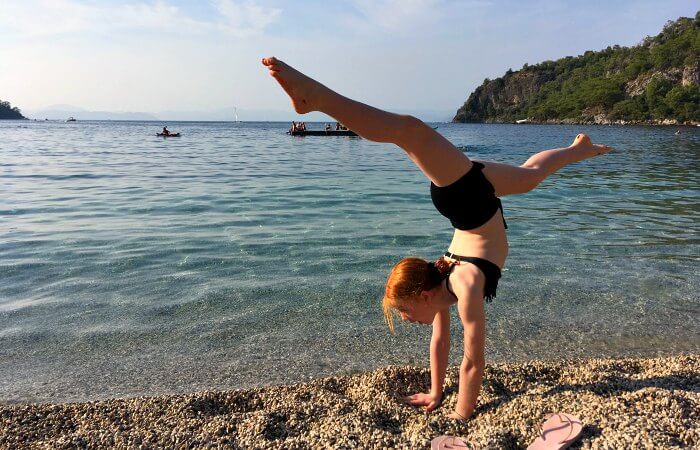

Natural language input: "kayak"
[288,130,358,136]
[157,133,180,137]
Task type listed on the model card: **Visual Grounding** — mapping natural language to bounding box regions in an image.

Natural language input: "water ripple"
[0,120,698,402]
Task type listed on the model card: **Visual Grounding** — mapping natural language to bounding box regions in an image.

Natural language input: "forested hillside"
[454,13,700,125]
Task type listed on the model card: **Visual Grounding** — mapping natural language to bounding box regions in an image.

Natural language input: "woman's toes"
[262,56,278,67]
[594,144,612,155]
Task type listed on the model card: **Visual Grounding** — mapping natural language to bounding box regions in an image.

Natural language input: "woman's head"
[382,257,455,332]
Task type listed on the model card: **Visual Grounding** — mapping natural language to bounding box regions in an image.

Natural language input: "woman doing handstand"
[261,57,612,421]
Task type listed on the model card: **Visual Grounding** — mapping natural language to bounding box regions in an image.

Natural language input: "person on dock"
[261,56,612,421]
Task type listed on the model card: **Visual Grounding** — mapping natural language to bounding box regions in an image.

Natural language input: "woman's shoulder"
[450,264,487,300]
[451,263,485,283]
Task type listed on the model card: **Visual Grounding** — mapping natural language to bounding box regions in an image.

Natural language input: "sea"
[1,120,698,403]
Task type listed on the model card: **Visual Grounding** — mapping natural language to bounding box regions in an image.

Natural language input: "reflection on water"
[0,120,698,403]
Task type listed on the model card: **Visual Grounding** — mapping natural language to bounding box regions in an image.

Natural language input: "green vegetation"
[454,12,700,123]
[0,100,27,120]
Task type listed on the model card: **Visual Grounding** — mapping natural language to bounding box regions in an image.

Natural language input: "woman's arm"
[429,308,451,398]
[449,282,486,420]
[404,308,451,411]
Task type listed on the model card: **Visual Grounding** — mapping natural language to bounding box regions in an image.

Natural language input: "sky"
[1,0,698,120]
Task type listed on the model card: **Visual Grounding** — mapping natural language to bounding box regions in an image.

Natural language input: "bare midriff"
[446,210,509,269]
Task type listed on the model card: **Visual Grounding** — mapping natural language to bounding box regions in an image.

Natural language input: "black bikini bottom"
[430,161,507,230]
[444,252,502,302]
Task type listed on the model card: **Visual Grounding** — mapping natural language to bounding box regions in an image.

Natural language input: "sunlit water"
[1,120,698,403]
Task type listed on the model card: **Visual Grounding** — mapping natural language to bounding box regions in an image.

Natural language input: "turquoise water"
[1,120,698,403]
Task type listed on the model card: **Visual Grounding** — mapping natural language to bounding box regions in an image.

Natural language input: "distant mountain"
[155,108,453,122]
[26,105,312,122]
[41,104,85,112]
[26,106,158,121]
[454,12,700,125]
[0,100,27,120]
[24,106,452,123]
[154,108,317,122]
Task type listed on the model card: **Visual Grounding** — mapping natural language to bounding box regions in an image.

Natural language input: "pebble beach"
[2,354,697,449]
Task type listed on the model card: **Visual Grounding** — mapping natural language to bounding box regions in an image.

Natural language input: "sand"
[1,354,697,449]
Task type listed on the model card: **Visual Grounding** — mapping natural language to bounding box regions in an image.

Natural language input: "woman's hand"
[403,392,442,411]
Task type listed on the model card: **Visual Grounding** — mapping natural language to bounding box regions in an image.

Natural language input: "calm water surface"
[1,120,698,403]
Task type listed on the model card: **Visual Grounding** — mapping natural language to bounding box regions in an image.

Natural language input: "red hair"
[382,257,455,332]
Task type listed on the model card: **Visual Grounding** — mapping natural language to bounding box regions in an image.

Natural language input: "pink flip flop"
[431,435,480,450]
[527,413,583,450]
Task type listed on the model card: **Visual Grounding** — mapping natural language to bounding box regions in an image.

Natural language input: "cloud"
[214,0,282,38]
[0,0,280,39]
[350,0,442,32]
[346,0,492,34]
[117,1,209,33]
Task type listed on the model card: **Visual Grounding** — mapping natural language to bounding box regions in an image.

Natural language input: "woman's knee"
[517,165,546,193]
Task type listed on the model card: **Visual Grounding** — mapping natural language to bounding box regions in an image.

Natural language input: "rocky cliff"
[453,13,700,125]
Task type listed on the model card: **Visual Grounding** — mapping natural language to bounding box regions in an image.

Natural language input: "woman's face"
[396,295,436,325]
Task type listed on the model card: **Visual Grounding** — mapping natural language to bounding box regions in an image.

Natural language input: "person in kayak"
[261,56,612,421]
[162,126,170,136]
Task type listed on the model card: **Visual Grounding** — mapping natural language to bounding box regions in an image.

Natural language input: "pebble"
[0,355,697,449]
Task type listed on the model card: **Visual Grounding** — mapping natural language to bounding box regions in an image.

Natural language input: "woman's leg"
[262,57,470,186]
[479,134,612,197]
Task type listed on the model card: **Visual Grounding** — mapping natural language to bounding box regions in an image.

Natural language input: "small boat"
[515,119,531,124]
[66,117,76,122]
[157,132,181,137]
[288,129,358,137]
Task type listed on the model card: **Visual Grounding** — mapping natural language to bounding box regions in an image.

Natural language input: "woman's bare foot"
[261,57,328,114]
[571,133,613,157]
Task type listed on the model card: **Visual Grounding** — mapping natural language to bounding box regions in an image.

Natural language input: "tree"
[611,99,648,120]
[0,99,27,120]
[664,85,700,121]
